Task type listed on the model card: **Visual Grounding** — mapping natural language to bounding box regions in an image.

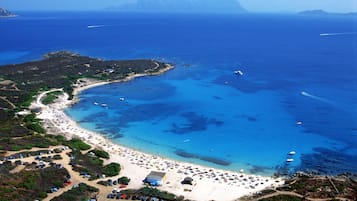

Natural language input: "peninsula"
[0,52,356,201]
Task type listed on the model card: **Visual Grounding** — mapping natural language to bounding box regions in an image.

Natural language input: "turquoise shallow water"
[66,66,350,175]
[1,12,356,175]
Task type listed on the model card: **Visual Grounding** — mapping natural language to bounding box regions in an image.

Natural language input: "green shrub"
[102,163,120,177]
[90,149,109,159]
[22,175,37,190]
[24,144,34,149]
[54,148,62,153]
[133,187,177,200]
[27,123,46,133]
[50,183,98,201]
[38,191,47,199]
[259,195,302,201]
[54,135,66,143]
[24,113,36,123]
[53,180,63,188]
[10,145,22,151]
[118,176,130,185]
[20,93,36,108]
[42,91,62,105]
[88,158,103,166]
[53,155,62,160]
[66,138,91,150]
[97,180,108,186]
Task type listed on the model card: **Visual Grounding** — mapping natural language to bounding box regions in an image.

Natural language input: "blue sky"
[1,0,356,13]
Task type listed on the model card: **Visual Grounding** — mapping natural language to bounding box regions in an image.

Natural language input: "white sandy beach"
[30,69,284,201]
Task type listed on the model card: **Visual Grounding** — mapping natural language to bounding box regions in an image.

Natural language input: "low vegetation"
[244,173,357,201]
[65,138,91,151]
[69,143,120,180]
[26,122,46,134]
[0,166,69,201]
[0,134,61,151]
[258,195,302,201]
[118,176,131,185]
[51,183,98,201]
[120,187,184,201]
[41,91,63,105]
[102,162,121,177]
[89,149,110,159]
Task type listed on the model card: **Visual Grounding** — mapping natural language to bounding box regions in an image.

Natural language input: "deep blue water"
[1,12,356,175]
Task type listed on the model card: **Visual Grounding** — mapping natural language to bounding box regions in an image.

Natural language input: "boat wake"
[87,25,106,29]
[320,32,357,36]
[300,91,334,105]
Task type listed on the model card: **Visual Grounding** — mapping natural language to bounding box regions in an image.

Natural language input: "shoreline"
[32,65,284,201]
[71,63,175,103]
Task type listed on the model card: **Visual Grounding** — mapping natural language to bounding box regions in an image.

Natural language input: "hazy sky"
[240,0,357,13]
[1,0,356,13]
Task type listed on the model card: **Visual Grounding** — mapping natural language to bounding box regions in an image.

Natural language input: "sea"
[1,12,356,175]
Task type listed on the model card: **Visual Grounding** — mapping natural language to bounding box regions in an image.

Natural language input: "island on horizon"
[298,9,357,16]
[0,7,16,17]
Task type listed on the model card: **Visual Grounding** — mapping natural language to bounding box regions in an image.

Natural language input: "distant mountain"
[108,0,246,14]
[299,9,357,16]
[0,7,15,17]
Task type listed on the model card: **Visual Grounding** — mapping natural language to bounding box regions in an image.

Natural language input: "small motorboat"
[234,70,244,76]
[286,158,294,163]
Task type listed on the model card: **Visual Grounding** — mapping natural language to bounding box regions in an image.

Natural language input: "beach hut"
[144,171,166,186]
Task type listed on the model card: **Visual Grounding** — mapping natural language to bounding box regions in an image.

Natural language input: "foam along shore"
[31,67,284,201]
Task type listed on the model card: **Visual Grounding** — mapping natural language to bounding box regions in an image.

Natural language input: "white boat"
[94,102,98,105]
[296,121,303,125]
[183,139,190,143]
[234,70,244,76]
[119,97,125,101]
[289,151,296,155]
[87,25,101,29]
[101,104,107,107]
[286,158,294,162]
